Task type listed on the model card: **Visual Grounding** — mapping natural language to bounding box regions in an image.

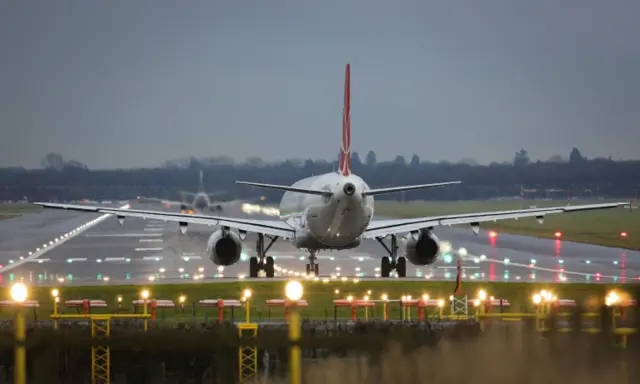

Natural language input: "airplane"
[35,63,628,279]
[137,170,252,214]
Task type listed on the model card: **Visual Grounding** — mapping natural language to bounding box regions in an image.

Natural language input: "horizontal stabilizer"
[235,181,333,197]
[363,181,462,196]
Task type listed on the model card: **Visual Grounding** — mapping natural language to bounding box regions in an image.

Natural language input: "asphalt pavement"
[1,202,638,286]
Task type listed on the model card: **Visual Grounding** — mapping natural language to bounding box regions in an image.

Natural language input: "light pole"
[51,288,60,330]
[285,280,303,384]
[381,294,388,320]
[141,289,150,331]
[243,289,252,323]
[11,282,28,384]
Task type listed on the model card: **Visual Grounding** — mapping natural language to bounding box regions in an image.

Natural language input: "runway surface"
[1,202,639,286]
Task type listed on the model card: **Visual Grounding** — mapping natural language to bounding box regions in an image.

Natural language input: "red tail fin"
[338,63,351,176]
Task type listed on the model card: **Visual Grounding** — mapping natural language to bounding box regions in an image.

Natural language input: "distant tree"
[459,158,478,166]
[351,152,363,168]
[569,148,584,164]
[40,152,65,171]
[409,154,420,167]
[393,155,407,166]
[65,160,89,170]
[547,155,566,163]
[513,149,530,167]
[365,150,377,167]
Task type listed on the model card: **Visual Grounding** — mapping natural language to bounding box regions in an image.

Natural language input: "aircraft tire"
[314,264,319,277]
[265,256,275,278]
[396,257,407,278]
[381,257,391,277]
[249,257,259,278]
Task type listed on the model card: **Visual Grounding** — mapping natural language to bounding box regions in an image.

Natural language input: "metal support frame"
[451,295,469,319]
[238,323,258,382]
[450,253,468,319]
[91,316,111,384]
[51,313,151,384]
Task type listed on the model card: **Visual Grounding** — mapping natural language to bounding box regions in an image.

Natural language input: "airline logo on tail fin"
[338,63,351,176]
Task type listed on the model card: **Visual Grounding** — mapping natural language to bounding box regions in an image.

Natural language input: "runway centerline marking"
[135,247,164,252]
[86,233,161,238]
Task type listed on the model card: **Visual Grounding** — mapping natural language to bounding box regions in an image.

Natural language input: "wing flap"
[35,202,294,238]
[364,202,628,238]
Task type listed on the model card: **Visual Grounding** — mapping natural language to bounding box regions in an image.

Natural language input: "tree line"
[1,149,638,202]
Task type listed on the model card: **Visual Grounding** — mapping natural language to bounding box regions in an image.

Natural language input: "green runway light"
[503,258,510,264]
[96,273,102,280]
[530,259,536,264]
[585,274,591,281]
[9,273,14,281]
[443,254,453,263]
[559,259,564,264]
[585,260,591,264]
[38,274,43,281]
[67,274,73,281]
[444,272,451,279]
[474,272,479,278]
[298,256,305,261]
[125,273,131,280]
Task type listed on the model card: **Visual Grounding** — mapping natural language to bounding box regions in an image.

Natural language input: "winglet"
[338,63,351,176]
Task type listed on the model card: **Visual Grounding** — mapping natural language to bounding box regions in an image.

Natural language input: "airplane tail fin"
[198,170,205,192]
[338,63,351,176]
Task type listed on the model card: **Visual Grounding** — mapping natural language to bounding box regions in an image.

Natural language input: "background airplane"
[36,64,628,279]
[137,170,262,214]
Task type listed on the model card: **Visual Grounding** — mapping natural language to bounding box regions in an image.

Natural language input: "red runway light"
[488,231,497,238]
[554,231,562,238]
[621,232,628,237]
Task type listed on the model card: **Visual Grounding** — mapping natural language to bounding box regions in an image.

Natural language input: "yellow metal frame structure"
[91,316,110,383]
[51,313,151,384]
[238,323,258,382]
[450,295,468,320]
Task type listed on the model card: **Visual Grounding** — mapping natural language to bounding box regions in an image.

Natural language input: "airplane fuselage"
[192,193,210,211]
[278,172,374,250]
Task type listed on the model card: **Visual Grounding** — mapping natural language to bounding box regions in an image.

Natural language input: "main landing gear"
[305,249,319,277]
[376,234,406,278]
[249,234,278,278]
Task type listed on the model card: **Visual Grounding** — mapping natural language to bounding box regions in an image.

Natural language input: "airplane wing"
[137,197,186,206]
[34,202,295,238]
[363,202,629,239]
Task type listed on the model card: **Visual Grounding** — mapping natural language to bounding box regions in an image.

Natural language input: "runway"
[1,202,639,285]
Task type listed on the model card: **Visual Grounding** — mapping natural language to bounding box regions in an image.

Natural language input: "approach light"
[243,289,252,299]
[10,283,28,303]
[620,232,628,238]
[50,288,59,298]
[477,289,487,301]
[381,293,388,301]
[554,232,562,238]
[285,280,303,301]
[488,231,497,238]
[140,289,150,300]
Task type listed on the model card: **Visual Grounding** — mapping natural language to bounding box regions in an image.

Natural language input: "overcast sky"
[1,0,638,169]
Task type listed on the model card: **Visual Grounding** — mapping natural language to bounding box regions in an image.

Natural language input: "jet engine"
[404,229,440,265]
[207,228,243,266]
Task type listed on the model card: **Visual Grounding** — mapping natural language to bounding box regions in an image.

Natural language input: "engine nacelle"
[207,228,243,266]
[404,229,440,266]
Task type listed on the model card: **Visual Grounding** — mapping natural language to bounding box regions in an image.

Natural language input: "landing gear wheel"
[314,264,319,277]
[254,233,280,278]
[249,257,259,278]
[381,257,391,278]
[305,264,311,276]
[265,256,275,278]
[376,235,408,278]
[396,257,407,278]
